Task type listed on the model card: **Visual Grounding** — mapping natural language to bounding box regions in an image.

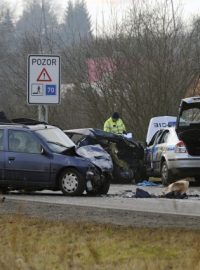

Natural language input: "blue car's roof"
[0,123,57,132]
[181,96,200,104]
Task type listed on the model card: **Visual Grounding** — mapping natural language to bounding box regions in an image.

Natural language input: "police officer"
[103,112,126,134]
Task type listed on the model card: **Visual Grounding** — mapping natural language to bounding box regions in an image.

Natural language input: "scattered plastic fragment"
[137,180,161,187]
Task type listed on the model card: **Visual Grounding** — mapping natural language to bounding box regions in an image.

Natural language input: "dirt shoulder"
[0,199,200,230]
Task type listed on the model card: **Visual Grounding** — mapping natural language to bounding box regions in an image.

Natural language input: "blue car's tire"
[59,168,85,196]
[86,180,110,196]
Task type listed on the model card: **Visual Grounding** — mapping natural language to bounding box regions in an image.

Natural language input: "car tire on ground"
[161,161,172,186]
[59,168,85,196]
[86,180,110,196]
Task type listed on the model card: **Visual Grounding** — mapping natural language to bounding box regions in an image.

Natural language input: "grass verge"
[0,214,199,270]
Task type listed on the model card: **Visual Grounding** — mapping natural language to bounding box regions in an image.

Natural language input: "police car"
[145,97,200,185]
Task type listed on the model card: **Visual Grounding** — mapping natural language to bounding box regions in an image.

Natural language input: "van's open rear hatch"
[176,96,200,156]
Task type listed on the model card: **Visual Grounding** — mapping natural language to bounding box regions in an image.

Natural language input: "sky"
[5,0,200,26]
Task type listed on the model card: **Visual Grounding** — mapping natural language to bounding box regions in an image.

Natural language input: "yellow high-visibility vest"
[103,117,126,134]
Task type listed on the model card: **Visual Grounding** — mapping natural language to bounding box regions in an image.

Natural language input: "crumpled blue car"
[0,118,113,196]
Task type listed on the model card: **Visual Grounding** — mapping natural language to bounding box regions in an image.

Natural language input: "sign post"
[27,55,60,121]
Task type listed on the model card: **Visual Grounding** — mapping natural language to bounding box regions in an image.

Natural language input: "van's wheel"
[86,180,110,196]
[59,168,85,196]
[161,161,172,186]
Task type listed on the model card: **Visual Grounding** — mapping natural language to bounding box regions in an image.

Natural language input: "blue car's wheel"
[86,180,110,196]
[59,168,85,196]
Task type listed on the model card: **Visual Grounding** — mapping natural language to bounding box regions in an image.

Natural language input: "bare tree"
[0,0,198,141]
[66,0,195,140]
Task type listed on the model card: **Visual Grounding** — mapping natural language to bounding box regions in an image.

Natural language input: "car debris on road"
[104,180,200,200]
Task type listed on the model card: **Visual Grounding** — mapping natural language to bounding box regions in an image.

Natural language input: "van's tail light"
[175,141,187,153]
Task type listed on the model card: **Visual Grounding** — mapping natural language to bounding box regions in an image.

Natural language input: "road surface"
[1,184,200,229]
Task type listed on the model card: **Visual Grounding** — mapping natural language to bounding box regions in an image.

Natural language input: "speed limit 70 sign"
[27,55,60,104]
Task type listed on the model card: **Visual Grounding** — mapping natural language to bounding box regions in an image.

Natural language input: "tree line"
[0,0,200,140]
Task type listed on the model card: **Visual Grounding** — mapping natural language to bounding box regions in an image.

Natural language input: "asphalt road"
[0,184,199,229]
[3,184,200,216]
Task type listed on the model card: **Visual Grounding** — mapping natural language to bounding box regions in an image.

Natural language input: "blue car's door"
[4,129,51,187]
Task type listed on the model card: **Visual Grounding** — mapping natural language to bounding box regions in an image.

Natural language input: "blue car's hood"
[76,144,113,172]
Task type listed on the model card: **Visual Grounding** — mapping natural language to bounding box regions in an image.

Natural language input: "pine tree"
[16,0,58,52]
[0,9,15,53]
[62,0,92,45]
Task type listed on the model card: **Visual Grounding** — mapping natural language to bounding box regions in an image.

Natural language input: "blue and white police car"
[145,97,200,185]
